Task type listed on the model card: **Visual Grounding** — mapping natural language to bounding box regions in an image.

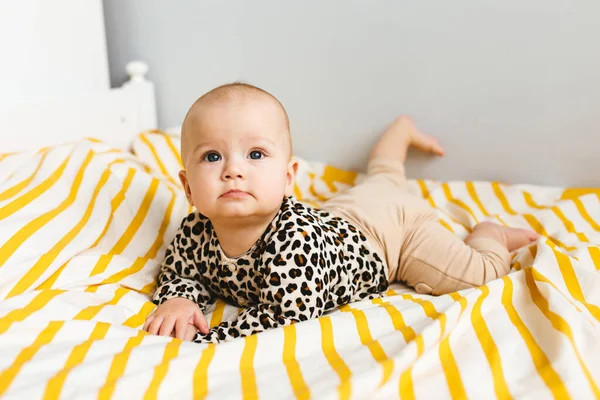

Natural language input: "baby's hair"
[184,82,290,132]
[203,82,290,131]
[181,82,292,165]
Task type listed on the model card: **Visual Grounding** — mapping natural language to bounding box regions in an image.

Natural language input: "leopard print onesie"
[152,196,388,344]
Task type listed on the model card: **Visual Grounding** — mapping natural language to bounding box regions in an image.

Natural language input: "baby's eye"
[248,150,264,160]
[203,152,221,162]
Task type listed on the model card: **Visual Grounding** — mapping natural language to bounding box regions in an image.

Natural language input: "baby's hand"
[183,323,201,342]
[144,297,209,340]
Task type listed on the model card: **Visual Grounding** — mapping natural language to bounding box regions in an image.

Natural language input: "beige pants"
[320,157,511,295]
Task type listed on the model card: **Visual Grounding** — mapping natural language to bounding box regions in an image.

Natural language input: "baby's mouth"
[220,189,250,199]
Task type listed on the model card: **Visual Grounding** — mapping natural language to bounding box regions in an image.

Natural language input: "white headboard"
[0,0,157,152]
[0,62,156,152]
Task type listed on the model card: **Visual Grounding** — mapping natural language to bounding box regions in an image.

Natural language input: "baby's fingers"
[184,324,199,341]
[175,317,188,340]
[143,315,155,331]
[159,316,176,336]
[193,310,209,334]
[147,315,164,335]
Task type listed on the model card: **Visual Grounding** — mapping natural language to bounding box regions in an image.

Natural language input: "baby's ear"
[178,170,194,206]
[285,159,299,197]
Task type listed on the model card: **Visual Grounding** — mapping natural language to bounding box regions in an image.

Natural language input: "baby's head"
[179,83,298,222]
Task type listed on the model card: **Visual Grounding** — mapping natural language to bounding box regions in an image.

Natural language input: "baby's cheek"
[190,179,215,206]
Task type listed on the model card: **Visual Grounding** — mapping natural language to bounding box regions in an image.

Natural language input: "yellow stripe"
[372,298,418,346]
[438,219,455,232]
[193,344,217,400]
[397,294,445,400]
[550,245,600,322]
[164,133,183,169]
[240,334,259,400]
[525,268,600,398]
[89,167,136,250]
[74,287,130,320]
[43,322,111,400]
[0,152,15,162]
[417,180,435,207]
[143,340,182,400]
[399,363,416,400]
[466,182,490,216]
[89,178,160,277]
[500,276,569,398]
[210,300,226,327]
[0,290,64,335]
[522,214,575,251]
[561,188,600,200]
[122,301,156,329]
[0,321,64,396]
[527,266,583,312]
[522,192,583,243]
[417,180,457,232]
[6,166,111,298]
[349,309,394,387]
[98,330,147,400]
[36,168,137,290]
[550,206,589,242]
[141,133,169,175]
[138,277,156,295]
[471,286,511,398]
[282,325,310,399]
[438,293,467,399]
[442,183,479,223]
[523,191,546,210]
[89,190,176,292]
[321,165,358,193]
[573,198,600,231]
[401,294,440,321]
[293,182,303,201]
[140,134,180,187]
[0,154,70,221]
[0,151,94,273]
[465,182,511,227]
[319,317,351,399]
[0,149,49,202]
[588,247,600,270]
[139,280,157,296]
[491,182,517,215]
[307,172,329,202]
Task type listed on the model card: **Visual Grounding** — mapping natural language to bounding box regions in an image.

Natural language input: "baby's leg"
[369,116,445,164]
[397,218,539,295]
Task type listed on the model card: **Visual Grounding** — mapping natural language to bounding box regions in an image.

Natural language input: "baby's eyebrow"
[245,136,277,147]
[191,141,215,154]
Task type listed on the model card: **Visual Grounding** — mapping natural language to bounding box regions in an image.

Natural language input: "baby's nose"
[222,161,244,179]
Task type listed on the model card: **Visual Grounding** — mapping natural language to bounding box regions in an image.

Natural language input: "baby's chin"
[207,201,279,221]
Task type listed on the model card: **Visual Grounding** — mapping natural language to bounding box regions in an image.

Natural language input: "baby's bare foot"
[369,116,445,162]
[410,131,445,156]
[472,222,540,251]
[389,116,445,156]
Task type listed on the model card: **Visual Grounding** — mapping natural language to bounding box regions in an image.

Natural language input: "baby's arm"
[148,221,215,338]
[152,222,214,309]
[192,230,330,344]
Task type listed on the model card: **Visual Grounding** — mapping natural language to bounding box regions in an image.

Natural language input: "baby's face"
[179,97,296,222]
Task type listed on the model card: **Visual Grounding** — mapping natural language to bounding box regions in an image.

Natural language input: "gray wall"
[103,1,600,186]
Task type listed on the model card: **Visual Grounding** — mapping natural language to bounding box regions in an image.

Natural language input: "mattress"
[0,131,598,399]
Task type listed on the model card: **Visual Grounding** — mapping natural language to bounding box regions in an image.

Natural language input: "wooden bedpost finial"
[126,61,149,82]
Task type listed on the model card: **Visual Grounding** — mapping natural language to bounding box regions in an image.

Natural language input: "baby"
[144,83,539,344]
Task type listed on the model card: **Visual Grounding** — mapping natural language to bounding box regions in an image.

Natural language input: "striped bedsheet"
[0,131,598,399]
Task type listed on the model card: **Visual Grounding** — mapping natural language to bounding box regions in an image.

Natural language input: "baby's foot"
[472,222,540,251]
[369,116,445,162]
[389,116,445,156]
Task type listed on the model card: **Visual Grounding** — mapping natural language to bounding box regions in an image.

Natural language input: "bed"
[2,5,600,400]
